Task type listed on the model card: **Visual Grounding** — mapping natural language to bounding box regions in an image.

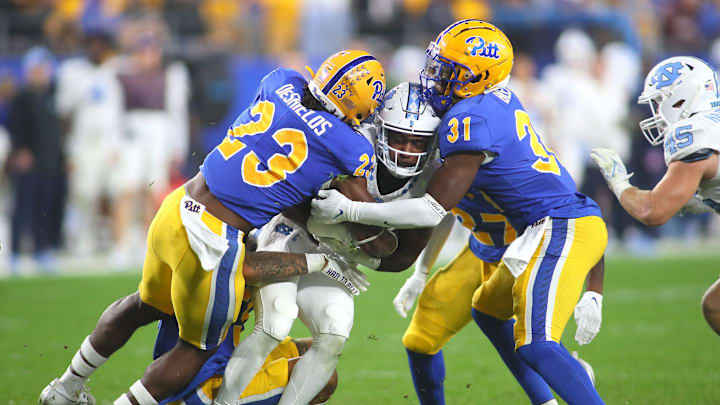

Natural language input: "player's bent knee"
[402,331,440,355]
[260,294,299,340]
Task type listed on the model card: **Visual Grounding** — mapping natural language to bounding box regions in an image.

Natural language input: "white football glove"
[393,275,426,318]
[678,195,714,217]
[574,291,603,345]
[316,237,381,270]
[590,148,634,198]
[319,254,370,296]
[311,189,352,224]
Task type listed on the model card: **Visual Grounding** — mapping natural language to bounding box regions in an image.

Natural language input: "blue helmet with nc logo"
[639,56,720,145]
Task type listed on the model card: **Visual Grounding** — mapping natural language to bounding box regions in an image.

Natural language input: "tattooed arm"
[242,252,310,284]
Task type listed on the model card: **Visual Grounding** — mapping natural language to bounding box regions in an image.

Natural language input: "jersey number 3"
[217,100,309,187]
[515,110,560,175]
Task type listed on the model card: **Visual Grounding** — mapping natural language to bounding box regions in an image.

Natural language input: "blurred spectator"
[387,44,426,85]
[301,0,353,66]
[661,0,707,53]
[114,14,189,265]
[55,29,124,258]
[262,0,301,57]
[508,53,554,140]
[7,46,66,273]
[541,28,600,187]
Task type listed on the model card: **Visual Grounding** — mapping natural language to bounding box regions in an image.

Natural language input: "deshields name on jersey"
[275,83,333,136]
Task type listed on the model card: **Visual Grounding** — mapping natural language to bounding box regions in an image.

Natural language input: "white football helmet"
[375,82,440,178]
[638,56,720,145]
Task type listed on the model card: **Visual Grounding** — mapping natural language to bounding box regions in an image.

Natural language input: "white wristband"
[306,253,327,273]
[611,180,632,199]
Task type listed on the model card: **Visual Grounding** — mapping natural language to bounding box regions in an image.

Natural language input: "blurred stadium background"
[2,0,720,274]
[1,0,720,403]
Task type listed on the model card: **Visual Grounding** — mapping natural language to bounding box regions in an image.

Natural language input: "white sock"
[540,400,559,405]
[129,380,158,405]
[113,394,133,405]
[59,336,108,394]
[214,329,281,404]
[278,333,346,405]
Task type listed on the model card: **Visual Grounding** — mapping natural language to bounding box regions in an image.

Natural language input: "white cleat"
[571,351,596,387]
[39,378,95,405]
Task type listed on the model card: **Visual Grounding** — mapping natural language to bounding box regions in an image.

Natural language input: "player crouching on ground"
[39,50,389,405]
[591,56,720,337]
[152,290,337,405]
[211,82,443,405]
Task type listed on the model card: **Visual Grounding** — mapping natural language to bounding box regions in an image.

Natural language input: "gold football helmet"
[420,19,514,113]
[308,50,386,127]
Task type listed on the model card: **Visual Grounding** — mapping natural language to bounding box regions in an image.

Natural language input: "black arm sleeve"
[680,148,714,162]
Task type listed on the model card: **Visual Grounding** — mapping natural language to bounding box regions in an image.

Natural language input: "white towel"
[179,194,229,271]
[502,216,550,278]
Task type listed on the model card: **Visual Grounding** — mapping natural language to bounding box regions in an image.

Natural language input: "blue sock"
[406,348,446,405]
[472,309,554,405]
[517,341,604,405]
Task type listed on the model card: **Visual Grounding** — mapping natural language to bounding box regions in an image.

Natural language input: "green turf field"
[2,256,719,404]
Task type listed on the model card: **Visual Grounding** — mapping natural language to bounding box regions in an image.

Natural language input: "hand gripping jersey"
[437,87,601,231]
[202,69,375,228]
[664,109,720,212]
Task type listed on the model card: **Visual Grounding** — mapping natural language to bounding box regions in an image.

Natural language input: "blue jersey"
[452,192,515,263]
[202,69,375,228]
[438,87,600,231]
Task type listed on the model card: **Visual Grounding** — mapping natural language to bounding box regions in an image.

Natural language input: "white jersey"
[56,57,124,149]
[357,122,440,203]
[664,109,720,211]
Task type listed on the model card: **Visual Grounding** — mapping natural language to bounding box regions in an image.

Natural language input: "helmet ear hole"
[672,99,685,108]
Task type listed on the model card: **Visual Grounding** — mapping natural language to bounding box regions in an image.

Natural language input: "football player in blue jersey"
[311,20,607,405]
[591,56,720,337]
[39,50,391,405]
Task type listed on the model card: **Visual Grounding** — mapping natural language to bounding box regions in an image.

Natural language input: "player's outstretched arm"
[591,148,714,226]
[311,152,485,229]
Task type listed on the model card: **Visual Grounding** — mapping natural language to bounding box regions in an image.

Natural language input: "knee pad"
[256,294,298,340]
[402,329,440,355]
[301,301,354,338]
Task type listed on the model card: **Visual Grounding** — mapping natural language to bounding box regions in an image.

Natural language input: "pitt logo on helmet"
[307,50,386,127]
[420,19,513,114]
[465,36,501,59]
